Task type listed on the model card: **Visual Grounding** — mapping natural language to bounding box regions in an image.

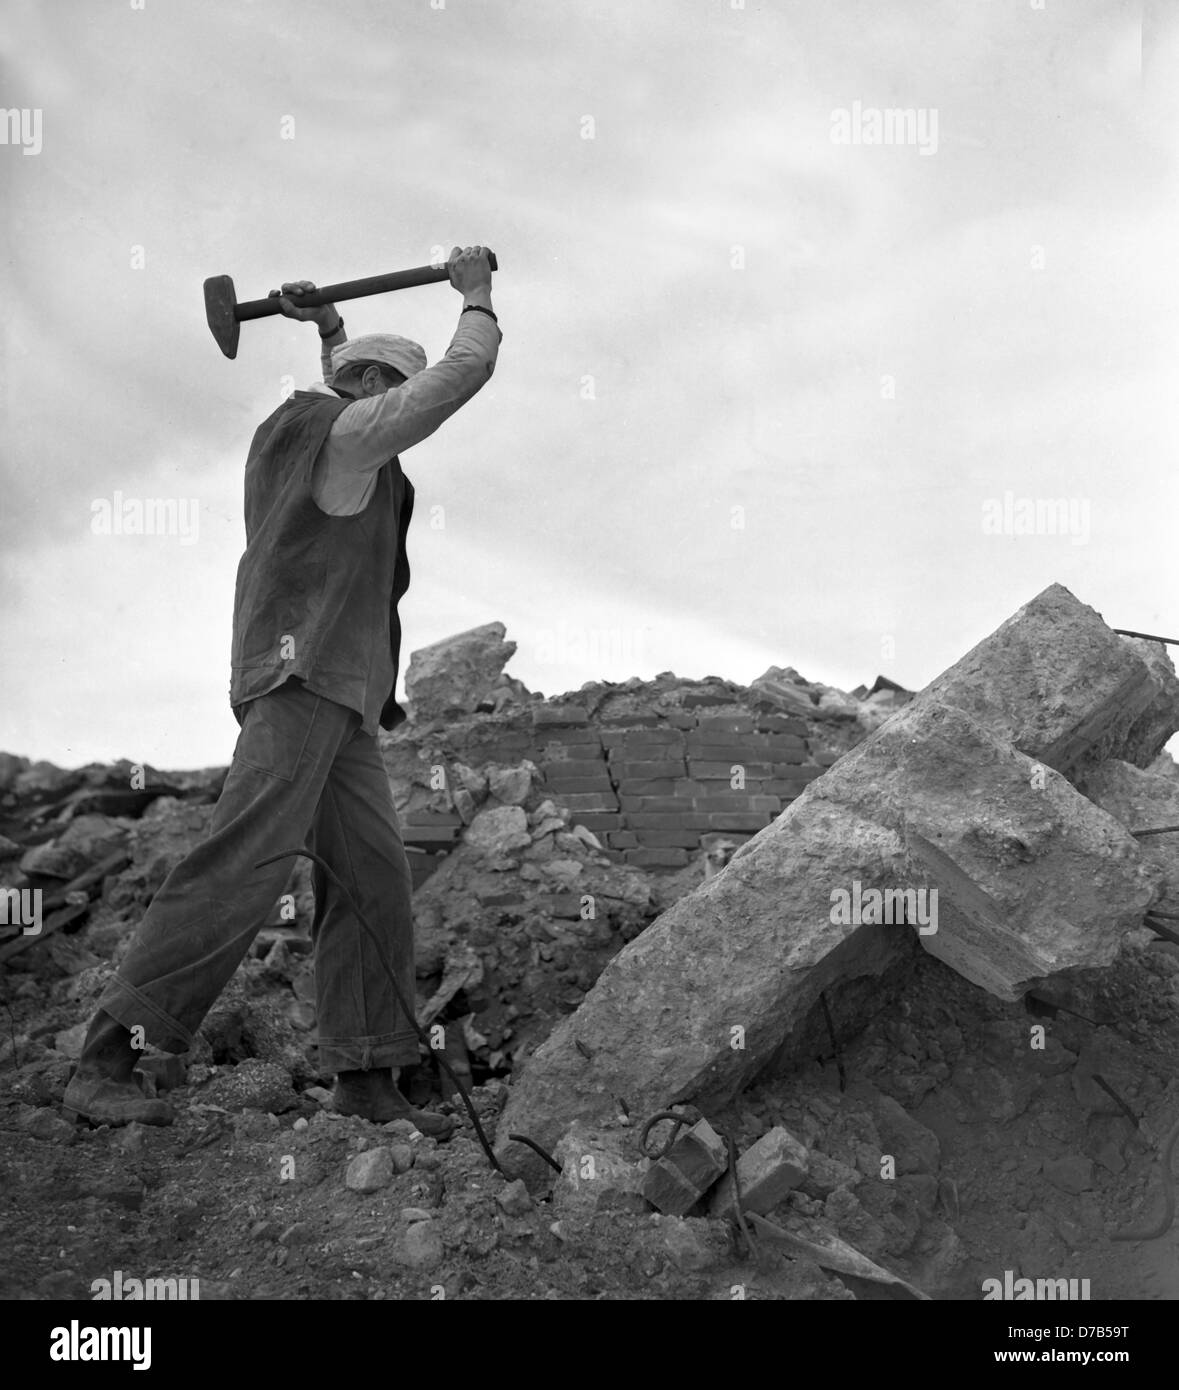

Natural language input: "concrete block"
[552,1122,649,1214]
[708,1126,809,1222]
[641,1119,728,1215]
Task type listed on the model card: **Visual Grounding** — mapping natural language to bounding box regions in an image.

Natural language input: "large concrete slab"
[799,701,1160,996]
[916,584,1179,782]
[495,587,1176,1167]
[497,799,916,1161]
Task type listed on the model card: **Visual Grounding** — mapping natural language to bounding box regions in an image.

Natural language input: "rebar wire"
[507,1133,562,1173]
[1113,629,1179,646]
[1091,1073,1141,1131]
[820,992,846,1092]
[639,1107,755,1260]
[639,1109,694,1160]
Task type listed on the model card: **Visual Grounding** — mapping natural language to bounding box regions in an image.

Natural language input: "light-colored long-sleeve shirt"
[305,311,502,515]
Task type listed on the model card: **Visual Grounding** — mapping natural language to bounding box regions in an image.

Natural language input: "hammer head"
[203,275,240,359]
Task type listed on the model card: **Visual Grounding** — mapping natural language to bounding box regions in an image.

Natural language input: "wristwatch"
[319,316,344,340]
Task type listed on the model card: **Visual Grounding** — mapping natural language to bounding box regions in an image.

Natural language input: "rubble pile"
[4,581,1179,1301]
[498,584,1179,1157]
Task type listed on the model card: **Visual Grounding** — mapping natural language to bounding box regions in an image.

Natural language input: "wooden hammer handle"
[238,253,499,322]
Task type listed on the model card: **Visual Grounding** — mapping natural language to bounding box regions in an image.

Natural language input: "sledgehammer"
[203,251,498,359]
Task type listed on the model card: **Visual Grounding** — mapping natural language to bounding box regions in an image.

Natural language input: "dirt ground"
[4,896,1177,1301]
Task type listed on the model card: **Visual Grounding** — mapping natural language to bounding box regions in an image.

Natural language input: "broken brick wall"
[382,672,905,888]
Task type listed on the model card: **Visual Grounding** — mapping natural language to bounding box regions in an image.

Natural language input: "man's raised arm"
[327,245,500,465]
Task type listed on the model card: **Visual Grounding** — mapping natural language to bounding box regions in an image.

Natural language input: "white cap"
[330,332,427,382]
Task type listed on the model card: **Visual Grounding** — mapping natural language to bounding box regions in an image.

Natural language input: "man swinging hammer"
[64,246,501,1135]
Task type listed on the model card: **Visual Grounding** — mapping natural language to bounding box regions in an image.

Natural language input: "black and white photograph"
[2,0,1178,1350]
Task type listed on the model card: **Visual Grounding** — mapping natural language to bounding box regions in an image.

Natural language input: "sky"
[2,0,1178,769]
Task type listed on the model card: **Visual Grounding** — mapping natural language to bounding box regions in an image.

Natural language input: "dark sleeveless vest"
[229,389,414,734]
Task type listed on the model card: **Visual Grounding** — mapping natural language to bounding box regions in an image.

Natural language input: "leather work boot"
[63,1009,175,1126]
[333,1068,456,1140]
[63,1072,174,1127]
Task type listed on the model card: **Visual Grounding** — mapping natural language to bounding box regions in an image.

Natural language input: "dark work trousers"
[96,677,419,1072]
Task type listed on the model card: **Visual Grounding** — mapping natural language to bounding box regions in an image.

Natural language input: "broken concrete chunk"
[495,1178,533,1216]
[551,1122,648,1214]
[487,763,535,807]
[345,1147,395,1192]
[804,699,1159,999]
[708,1125,808,1222]
[1080,758,1179,902]
[394,1220,443,1270]
[464,805,531,856]
[917,584,1179,782]
[404,622,517,722]
[496,801,916,1163]
[641,1118,728,1216]
[653,1215,734,1272]
[19,814,128,880]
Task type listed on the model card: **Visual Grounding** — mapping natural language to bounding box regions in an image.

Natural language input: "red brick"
[702,811,773,830]
[617,728,685,746]
[626,847,689,868]
[634,829,702,848]
[552,791,619,811]
[684,736,775,756]
[615,778,678,796]
[599,712,666,727]
[694,714,755,733]
[755,715,810,736]
[606,830,639,848]
[538,731,604,752]
[671,778,751,797]
[667,713,698,729]
[688,760,775,779]
[619,795,693,813]
[771,763,824,782]
[768,734,808,751]
[569,812,623,831]
[690,795,781,813]
[813,750,842,767]
[772,747,808,764]
[538,756,607,776]
[608,760,687,779]
[543,773,615,793]
[625,811,710,830]
[599,725,680,743]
